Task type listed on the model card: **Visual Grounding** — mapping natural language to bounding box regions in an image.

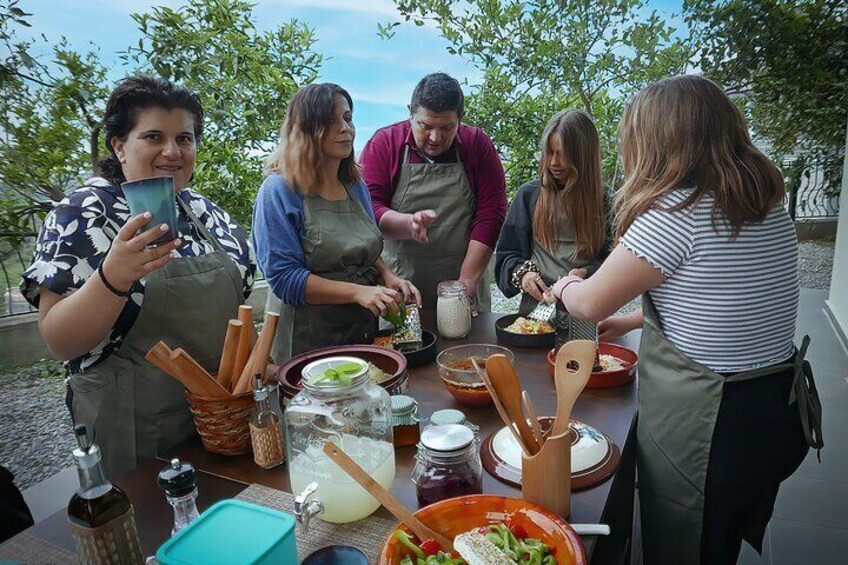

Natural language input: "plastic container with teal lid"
[156,499,297,565]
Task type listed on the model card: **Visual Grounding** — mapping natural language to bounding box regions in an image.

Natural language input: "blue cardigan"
[252,173,376,306]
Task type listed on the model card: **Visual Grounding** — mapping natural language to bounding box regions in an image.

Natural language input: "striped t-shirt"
[621,189,799,372]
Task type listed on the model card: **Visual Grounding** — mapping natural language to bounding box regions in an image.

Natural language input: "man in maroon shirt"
[360,73,507,311]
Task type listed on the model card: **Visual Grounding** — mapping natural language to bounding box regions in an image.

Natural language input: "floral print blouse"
[22,178,256,374]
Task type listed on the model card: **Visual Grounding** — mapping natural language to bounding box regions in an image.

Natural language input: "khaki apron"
[637,292,823,564]
[270,185,384,362]
[382,145,491,311]
[519,192,593,314]
[69,198,244,478]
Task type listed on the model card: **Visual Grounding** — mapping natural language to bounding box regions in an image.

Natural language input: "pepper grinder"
[157,458,199,536]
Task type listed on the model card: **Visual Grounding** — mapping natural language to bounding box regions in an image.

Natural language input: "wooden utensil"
[522,391,545,448]
[552,340,597,436]
[233,311,280,394]
[145,342,228,398]
[232,305,254,378]
[485,354,541,455]
[323,441,454,553]
[170,348,230,398]
[471,359,530,457]
[216,319,243,390]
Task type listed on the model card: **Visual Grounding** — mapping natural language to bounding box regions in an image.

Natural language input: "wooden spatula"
[551,340,597,436]
[322,441,454,553]
[486,354,541,455]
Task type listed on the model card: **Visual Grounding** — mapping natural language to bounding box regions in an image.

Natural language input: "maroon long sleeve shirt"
[359,120,507,250]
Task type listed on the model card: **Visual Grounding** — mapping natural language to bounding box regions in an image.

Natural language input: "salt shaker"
[436,280,472,339]
[157,458,199,536]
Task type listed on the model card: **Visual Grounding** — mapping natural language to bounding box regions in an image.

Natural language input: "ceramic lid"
[492,420,610,473]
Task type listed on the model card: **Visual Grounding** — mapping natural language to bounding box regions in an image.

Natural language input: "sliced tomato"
[507,522,528,539]
[419,539,441,556]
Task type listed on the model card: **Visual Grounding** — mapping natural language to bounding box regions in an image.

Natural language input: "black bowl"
[302,545,368,565]
[375,329,439,367]
[495,314,555,348]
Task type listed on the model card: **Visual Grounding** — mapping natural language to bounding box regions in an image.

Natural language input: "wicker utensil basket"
[186,390,254,455]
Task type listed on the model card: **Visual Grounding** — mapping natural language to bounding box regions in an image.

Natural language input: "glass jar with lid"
[436,281,472,339]
[285,356,395,525]
[411,424,482,507]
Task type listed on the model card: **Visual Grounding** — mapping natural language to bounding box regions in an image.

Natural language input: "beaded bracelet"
[97,260,132,298]
[510,260,540,289]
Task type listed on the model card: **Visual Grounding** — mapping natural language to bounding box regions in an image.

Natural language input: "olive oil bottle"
[67,424,143,564]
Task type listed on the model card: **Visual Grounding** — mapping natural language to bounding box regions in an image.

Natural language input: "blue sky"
[23,0,684,154]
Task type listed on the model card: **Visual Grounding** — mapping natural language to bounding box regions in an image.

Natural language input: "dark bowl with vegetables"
[377,494,586,564]
[275,345,408,403]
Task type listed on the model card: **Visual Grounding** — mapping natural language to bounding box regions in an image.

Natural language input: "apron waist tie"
[722,335,823,461]
[791,335,824,461]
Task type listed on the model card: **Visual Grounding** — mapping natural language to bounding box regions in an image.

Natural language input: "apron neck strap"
[404,142,462,165]
[177,195,224,253]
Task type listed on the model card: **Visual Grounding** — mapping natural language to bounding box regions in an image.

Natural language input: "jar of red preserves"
[411,424,482,507]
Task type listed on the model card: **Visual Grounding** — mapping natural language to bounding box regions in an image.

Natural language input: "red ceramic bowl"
[547,342,637,388]
[275,345,408,401]
[378,494,587,565]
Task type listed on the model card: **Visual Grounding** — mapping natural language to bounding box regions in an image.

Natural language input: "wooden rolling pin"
[170,348,230,398]
[233,311,280,395]
[216,319,243,390]
[145,342,228,398]
[232,305,254,379]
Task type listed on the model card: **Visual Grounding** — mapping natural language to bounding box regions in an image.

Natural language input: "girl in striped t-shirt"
[552,75,821,564]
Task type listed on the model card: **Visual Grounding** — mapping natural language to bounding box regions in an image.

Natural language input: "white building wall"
[826,120,848,348]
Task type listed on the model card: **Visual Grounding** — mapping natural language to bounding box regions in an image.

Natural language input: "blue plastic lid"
[156,499,296,565]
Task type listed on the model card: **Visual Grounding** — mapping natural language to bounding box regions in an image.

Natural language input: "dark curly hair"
[97,76,204,185]
[409,72,464,117]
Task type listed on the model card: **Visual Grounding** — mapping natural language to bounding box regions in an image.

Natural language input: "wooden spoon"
[522,391,545,448]
[551,340,597,436]
[472,359,530,457]
[323,441,454,553]
[486,354,541,455]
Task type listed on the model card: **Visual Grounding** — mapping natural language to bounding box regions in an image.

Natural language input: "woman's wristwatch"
[511,260,540,290]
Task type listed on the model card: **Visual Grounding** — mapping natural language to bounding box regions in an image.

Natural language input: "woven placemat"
[236,483,397,563]
[0,531,78,565]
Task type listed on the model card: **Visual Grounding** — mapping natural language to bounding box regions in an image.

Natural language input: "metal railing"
[784,157,841,220]
[0,236,37,317]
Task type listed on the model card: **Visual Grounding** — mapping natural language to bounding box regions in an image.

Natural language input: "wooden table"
[164,311,640,564]
[1,312,639,564]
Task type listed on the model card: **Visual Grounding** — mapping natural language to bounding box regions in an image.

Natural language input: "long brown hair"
[265,83,361,192]
[615,75,785,239]
[533,110,605,261]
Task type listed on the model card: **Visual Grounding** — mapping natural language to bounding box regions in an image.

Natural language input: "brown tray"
[481,417,620,491]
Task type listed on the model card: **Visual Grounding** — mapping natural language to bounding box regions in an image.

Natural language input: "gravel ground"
[0,241,835,491]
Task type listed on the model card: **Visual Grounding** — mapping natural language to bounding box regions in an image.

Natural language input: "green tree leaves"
[124,0,322,226]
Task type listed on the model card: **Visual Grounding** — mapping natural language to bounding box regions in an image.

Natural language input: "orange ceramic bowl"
[377,494,587,565]
[547,342,638,388]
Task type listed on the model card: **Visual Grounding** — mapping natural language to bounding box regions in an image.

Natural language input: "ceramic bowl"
[374,329,440,367]
[377,494,587,564]
[435,344,515,407]
[495,314,556,349]
[302,545,368,565]
[547,342,638,388]
[276,345,408,402]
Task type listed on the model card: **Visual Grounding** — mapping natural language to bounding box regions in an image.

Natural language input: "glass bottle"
[250,374,285,469]
[67,424,144,565]
[286,356,394,525]
[411,424,482,507]
[157,458,200,536]
[436,281,472,339]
